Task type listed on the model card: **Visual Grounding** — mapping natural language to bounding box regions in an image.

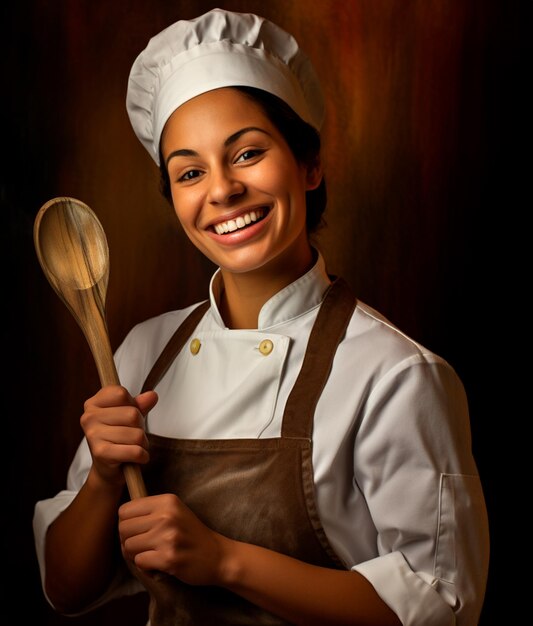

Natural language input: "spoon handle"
[83,307,148,500]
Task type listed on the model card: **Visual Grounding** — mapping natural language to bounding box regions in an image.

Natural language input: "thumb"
[135,390,159,416]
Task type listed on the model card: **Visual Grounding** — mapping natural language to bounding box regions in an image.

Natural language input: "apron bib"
[130,278,356,625]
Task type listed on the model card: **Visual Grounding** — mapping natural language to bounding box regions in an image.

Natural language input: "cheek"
[171,190,198,230]
[271,166,309,212]
[251,161,303,198]
[170,194,184,226]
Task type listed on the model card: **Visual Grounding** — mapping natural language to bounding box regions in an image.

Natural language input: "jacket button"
[259,339,274,355]
[190,338,201,355]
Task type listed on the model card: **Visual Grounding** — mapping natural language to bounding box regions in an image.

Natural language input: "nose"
[208,167,245,205]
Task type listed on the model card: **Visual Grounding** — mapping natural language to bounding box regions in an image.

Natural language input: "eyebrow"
[165,126,270,168]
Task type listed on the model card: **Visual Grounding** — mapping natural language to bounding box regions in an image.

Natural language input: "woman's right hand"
[80,385,158,488]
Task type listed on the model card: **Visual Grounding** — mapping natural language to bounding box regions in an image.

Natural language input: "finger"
[86,384,139,409]
[95,422,148,445]
[119,493,173,518]
[135,390,159,416]
[91,440,149,466]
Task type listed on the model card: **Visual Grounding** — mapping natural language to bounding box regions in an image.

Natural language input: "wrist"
[215,535,246,590]
[85,465,125,498]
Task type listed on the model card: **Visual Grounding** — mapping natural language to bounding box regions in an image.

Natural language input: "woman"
[33,8,489,625]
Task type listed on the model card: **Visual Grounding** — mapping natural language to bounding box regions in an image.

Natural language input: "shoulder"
[336,301,473,467]
[342,299,461,387]
[114,300,209,391]
[122,301,209,352]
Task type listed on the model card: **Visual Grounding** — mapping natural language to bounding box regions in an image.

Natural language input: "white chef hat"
[126,8,324,165]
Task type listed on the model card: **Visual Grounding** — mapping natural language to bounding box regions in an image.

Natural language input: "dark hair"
[158,86,327,234]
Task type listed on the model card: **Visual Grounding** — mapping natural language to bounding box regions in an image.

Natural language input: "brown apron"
[130,278,356,625]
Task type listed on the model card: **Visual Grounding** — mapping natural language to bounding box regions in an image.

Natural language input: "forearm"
[218,538,401,626]
[44,467,125,613]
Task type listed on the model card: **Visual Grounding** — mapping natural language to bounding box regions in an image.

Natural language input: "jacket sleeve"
[32,414,145,613]
[351,355,489,626]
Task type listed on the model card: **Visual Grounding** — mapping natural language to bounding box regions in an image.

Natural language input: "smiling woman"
[160,87,321,313]
[32,7,489,626]
[159,85,327,237]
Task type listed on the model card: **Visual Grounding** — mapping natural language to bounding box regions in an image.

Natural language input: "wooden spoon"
[34,196,147,499]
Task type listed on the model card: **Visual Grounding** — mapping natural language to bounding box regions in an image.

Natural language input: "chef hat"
[126,8,324,165]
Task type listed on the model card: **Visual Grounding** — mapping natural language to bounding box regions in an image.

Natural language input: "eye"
[178,169,202,182]
[235,149,264,164]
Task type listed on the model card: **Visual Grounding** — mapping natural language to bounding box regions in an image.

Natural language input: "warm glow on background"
[5,1,524,623]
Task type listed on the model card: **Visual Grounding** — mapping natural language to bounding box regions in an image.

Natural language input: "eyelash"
[179,169,202,182]
[235,148,264,163]
[175,148,265,183]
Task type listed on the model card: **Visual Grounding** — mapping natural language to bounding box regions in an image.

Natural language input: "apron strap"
[140,279,357,441]
[281,277,356,439]
[141,300,210,393]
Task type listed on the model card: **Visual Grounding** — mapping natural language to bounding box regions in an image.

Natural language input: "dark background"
[2,1,526,624]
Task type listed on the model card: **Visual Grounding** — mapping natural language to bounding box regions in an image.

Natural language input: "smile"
[213,208,267,235]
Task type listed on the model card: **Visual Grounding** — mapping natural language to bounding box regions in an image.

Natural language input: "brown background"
[3,0,526,624]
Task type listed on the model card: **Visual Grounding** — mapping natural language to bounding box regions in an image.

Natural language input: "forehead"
[161,88,274,152]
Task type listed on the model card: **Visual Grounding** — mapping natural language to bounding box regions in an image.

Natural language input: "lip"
[205,204,270,229]
[205,205,273,245]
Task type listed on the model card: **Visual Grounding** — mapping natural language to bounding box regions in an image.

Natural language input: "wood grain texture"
[34,197,147,500]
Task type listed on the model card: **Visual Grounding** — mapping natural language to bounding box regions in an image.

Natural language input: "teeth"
[214,209,264,235]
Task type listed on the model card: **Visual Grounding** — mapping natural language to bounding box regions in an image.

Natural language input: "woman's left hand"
[118,494,230,586]
[119,494,402,625]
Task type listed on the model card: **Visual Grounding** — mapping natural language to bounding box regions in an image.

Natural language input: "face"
[160,88,321,278]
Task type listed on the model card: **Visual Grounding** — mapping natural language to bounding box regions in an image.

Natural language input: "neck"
[219,244,315,329]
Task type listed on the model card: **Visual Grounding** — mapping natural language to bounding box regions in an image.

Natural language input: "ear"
[305,157,323,191]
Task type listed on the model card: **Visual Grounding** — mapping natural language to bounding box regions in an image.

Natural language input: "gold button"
[259,339,274,356]
[190,338,201,355]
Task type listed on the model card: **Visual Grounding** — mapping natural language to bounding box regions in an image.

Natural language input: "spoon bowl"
[34,197,147,499]
[35,198,109,290]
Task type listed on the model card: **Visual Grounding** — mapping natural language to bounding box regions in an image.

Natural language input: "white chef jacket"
[33,251,489,626]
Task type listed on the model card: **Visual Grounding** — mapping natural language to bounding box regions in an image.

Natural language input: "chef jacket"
[33,251,489,626]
